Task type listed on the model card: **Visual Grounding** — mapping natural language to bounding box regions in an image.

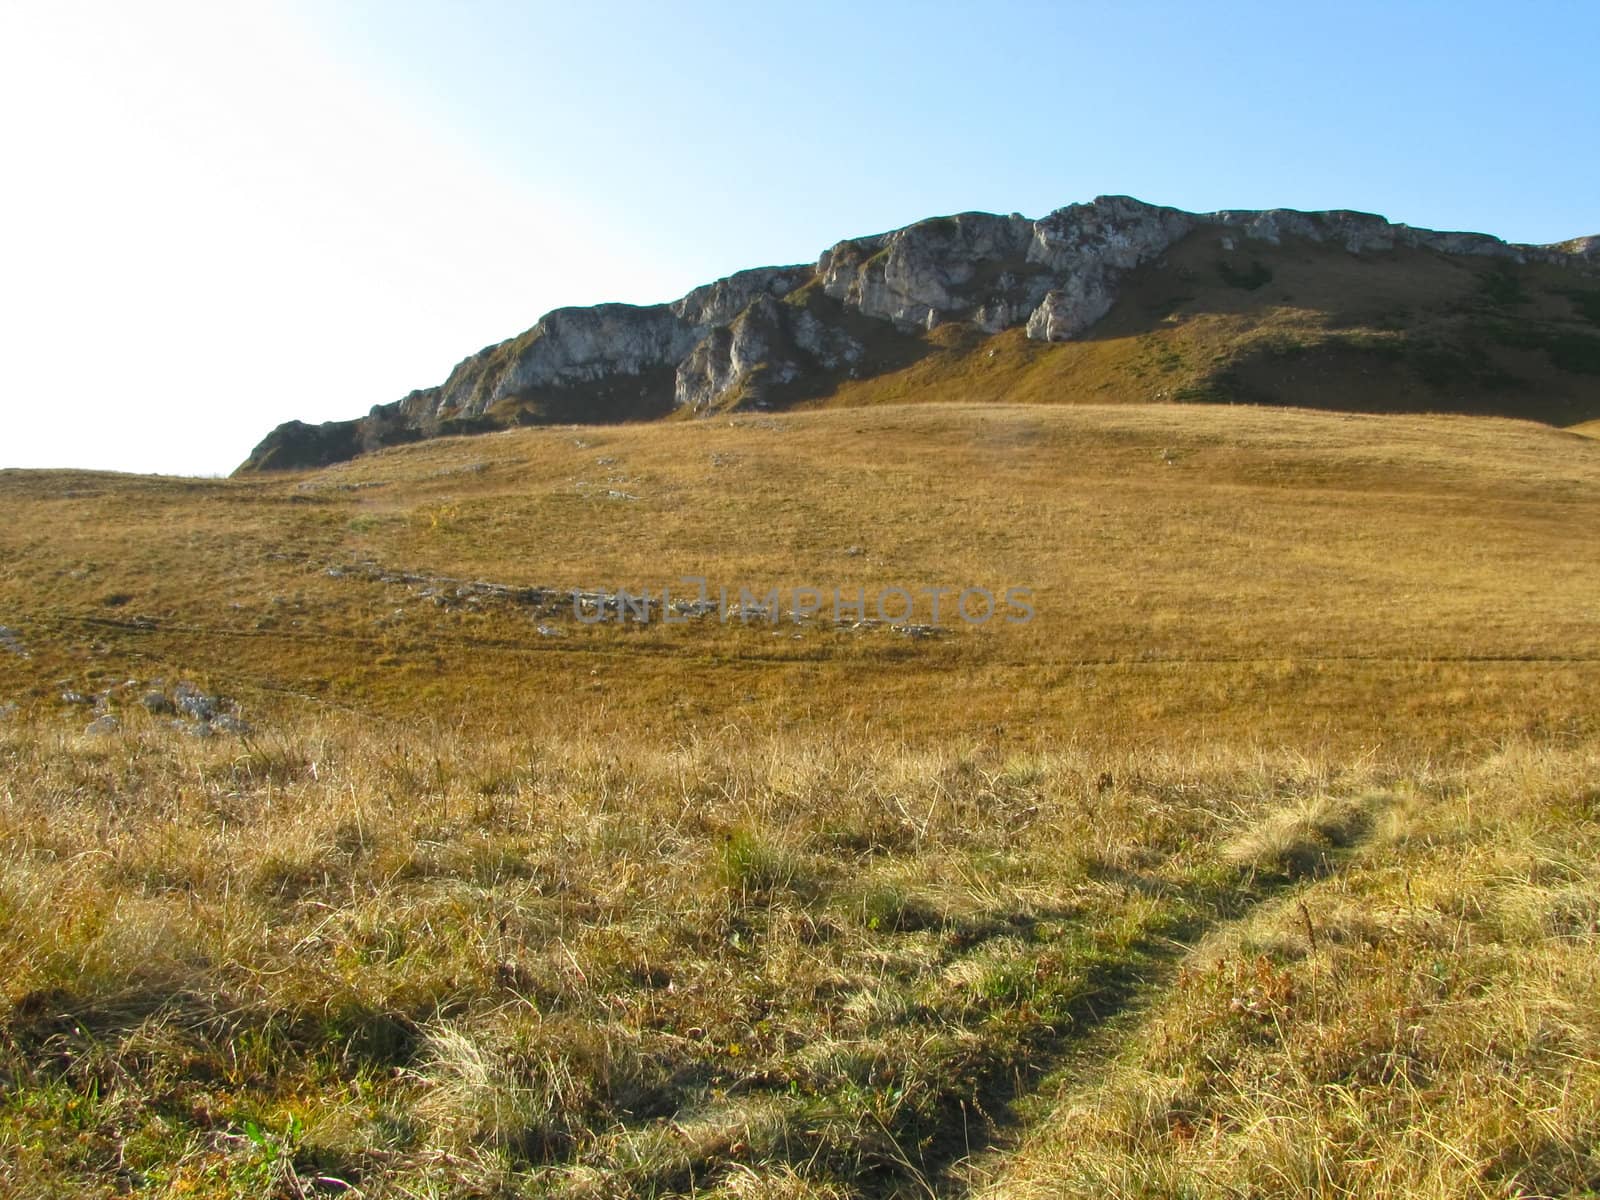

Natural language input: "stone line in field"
[325,560,945,637]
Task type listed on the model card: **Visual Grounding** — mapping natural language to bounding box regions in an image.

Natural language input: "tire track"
[928,793,1394,1200]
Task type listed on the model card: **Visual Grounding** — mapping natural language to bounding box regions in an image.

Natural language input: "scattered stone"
[211,714,254,736]
[331,558,931,634]
[85,715,120,735]
[174,683,217,721]
[140,690,174,714]
[670,597,719,618]
[60,690,93,707]
[428,462,488,478]
[299,479,387,492]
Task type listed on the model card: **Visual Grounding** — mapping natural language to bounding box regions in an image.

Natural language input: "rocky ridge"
[239,197,1600,471]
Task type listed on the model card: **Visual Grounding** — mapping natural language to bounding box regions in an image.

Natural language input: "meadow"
[1,402,1597,1196]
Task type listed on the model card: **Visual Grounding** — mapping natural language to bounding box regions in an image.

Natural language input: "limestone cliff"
[238,197,1600,471]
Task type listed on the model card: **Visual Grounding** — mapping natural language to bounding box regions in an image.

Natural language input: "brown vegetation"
[2,401,1598,1195]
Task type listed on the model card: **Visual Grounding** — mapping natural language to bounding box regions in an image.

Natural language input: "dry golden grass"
[975,744,1600,1200]
[1,400,1598,1196]
[4,402,1600,751]
[0,715,1342,1196]
[2,714,1595,1197]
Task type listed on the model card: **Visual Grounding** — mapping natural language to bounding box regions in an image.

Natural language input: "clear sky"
[1,0,1595,475]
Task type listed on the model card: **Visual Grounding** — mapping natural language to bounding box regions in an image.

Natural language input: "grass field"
[2,402,1598,1196]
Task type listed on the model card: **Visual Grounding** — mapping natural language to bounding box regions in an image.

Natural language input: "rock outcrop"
[238,197,1600,471]
[394,265,814,429]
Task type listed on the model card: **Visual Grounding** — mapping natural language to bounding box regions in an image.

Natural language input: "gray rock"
[670,265,811,327]
[1402,228,1513,257]
[84,715,120,735]
[211,714,253,736]
[239,195,1600,470]
[820,211,1038,331]
[789,306,865,368]
[141,691,175,714]
[675,293,805,412]
[1026,276,1119,343]
[173,683,217,721]
[1213,207,1395,253]
[0,626,28,658]
[389,265,813,429]
[1027,196,1195,274]
[1022,197,1196,342]
[1554,234,1600,261]
[60,690,92,707]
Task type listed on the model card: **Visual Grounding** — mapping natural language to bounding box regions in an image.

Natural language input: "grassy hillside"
[3,403,1599,1196]
[778,234,1600,428]
[13,403,1600,749]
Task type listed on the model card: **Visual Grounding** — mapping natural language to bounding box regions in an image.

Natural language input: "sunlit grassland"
[1,401,1598,1196]
[3,403,1599,751]
[977,742,1600,1200]
[2,720,1595,1197]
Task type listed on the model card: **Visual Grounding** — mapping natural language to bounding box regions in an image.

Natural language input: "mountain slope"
[7,402,1600,1196]
[237,197,1600,472]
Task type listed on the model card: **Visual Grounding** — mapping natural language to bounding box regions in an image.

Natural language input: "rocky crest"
[238,197,1600,471]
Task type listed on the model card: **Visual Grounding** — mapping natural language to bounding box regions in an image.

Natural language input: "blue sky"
[1,0,1595,474]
